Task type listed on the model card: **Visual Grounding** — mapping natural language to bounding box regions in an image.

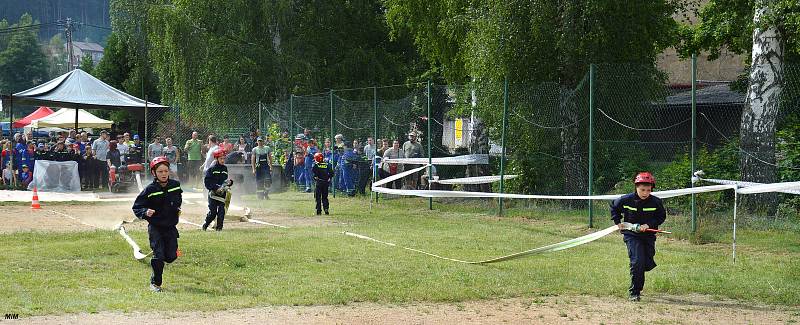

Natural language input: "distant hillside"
[0,0,111,45]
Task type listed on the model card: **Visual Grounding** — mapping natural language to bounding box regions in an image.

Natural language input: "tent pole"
[75,106,79,131]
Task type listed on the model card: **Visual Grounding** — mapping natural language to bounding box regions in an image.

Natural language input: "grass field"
[1,191,798,317]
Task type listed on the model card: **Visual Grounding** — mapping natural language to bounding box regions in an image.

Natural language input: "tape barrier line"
[700,178,800,195]
[119,226,150,260]
[344,225,619,264]
[382,154,489,165]
[737,181,800,194]
[431,175,519,185]
[247,218,290,228]
[371,184,737,200]
[372,164,430,188]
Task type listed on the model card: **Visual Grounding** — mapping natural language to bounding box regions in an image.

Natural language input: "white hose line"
[135,172,144,192]
[344,225,619,264]
[247,218,290,228]
[179,218,203,228]
[118,226,150,260]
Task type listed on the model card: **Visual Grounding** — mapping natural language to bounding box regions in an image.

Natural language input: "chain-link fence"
[145,61,800,237]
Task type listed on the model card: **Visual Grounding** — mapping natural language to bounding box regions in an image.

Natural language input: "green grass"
[1,191,799,316]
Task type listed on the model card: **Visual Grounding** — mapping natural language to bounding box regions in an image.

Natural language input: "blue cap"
[133,135,140,140]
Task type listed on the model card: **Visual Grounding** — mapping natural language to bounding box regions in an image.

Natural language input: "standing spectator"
[123,132,134,147]
[78,132,89,155]
[107,141,122,171]
[21,143,35,174]
[83,147,99,190]
[402,132,424,190]
[202,135,220,172]
[363,137,376,178]
[92,131,110,189]
[381,140,404,189]
[2,161,15,189]
[128,135,144,164]
[184,131,203,187]
[221,135,234,154]
[14,133,26,170]
[147,136,164,162]
[303,139,318,193]
[236,135,249,161]
[162,137,179,180]
[117,135,129,164]
[377,139,389,157]
[1,142,13,173]
[322,138,333,162]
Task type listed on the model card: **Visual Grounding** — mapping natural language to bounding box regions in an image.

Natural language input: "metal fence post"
[499,78,509,217]
[691,54,698,234]
[374,86,379,203]
[427,80,433,210]
[588,64,596,228]
[330,89,336,198]
[289,95,294,138]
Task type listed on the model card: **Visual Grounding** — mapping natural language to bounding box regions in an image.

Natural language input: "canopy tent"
[1,68,167,131]
[13,106,54,128]
[30,108,113,129]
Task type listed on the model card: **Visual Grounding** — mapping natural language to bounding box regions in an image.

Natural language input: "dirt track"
[14,294,799,325]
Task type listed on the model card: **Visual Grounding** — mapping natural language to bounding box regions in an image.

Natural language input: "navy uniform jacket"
[204,162,228,192]
[132,178,183,228]
[312,161,334,185]
[610,192,666,237]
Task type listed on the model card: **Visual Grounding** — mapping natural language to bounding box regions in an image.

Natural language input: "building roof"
[665,83,746,106]
[72,41,104,52]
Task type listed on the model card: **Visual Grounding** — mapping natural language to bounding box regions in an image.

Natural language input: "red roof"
[13,106,54,128]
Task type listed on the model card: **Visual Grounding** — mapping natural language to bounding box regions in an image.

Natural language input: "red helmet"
[634,172,655,187]
[213,148,226,158]
[314,152,324,163]
[150,156,170,175]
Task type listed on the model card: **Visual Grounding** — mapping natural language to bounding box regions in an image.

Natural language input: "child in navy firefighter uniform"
[609,172,666,302]
[203,148,233,231]
[132,157,183,292]
[312,152,333,215]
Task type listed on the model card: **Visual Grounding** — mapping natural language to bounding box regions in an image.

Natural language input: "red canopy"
[13,106,54,128]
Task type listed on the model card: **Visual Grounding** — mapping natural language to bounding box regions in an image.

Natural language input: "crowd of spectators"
[1,126,427,195]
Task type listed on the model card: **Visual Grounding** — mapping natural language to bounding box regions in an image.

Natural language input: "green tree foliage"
[0,14,49,94]
[141,0,420,107]
[678,0,800,60]
[385,0,682,194]
[79,54,94,73]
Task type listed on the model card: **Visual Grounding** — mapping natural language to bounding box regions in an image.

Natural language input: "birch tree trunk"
[739,4,784,213]
[560,88,587,207]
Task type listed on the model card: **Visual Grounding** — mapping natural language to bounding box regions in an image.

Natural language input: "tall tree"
[0,14,49,94]
[681,0,800,212]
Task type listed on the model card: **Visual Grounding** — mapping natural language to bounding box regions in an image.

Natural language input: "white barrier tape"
[383,154,488,165]
[736,181,800,194]
[371,184,737,200]
[344,225,619,264]
[431,175,519,185]
[247,218,290,228]
[372,164,430,188]
[118,226,150,260]
[700,178,800,195]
